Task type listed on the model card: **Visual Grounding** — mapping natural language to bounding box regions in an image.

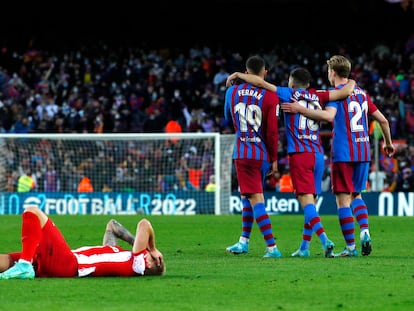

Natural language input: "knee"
[24,205,39,213]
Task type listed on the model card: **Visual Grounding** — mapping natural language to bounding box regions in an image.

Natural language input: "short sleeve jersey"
[277,87,330,154]
[326,84,378,162]
[72,245,149,277]
[224,83,279,162]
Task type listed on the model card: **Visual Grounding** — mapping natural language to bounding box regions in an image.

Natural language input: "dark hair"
[245,55,266,75]
[290,67,312,87]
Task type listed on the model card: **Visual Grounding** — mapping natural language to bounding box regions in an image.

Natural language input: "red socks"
[20,212,42,262]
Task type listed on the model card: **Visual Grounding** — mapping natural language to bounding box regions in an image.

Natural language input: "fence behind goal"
[0,133,235,215]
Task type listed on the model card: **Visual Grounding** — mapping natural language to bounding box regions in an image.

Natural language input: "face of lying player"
[144,255,165,276]
[146,255,156,269]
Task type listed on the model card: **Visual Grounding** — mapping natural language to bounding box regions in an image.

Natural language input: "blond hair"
[326,55,352,78]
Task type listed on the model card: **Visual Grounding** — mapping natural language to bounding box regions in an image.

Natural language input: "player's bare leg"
[0,255,13,273]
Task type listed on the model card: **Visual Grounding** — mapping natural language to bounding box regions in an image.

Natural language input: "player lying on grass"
[0,204,165,279]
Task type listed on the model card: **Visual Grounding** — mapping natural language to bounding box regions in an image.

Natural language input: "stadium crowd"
[1,33,414,193]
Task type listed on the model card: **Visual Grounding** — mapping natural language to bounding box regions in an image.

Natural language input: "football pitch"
[0,214,413,311]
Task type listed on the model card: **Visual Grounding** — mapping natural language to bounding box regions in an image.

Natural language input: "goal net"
[0,133,235,215]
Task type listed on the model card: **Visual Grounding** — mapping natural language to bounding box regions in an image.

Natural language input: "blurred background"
[1,0,413,51]
[0,0,413,194]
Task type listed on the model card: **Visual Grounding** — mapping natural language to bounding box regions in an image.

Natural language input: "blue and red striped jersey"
[326,84,378,162]
[277,87,330,154]
[224,83,279,162]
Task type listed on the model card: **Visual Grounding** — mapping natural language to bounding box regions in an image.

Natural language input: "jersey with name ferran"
[224,83,279,163]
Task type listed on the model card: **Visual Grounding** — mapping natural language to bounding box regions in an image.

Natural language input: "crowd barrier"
[1,191,413,217]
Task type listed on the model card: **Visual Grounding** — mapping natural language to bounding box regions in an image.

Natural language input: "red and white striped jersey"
[72,245,148,277]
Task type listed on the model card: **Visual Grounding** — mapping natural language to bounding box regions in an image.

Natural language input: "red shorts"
[9,219,78,277]
[331,162,369,193]
[289,152,324,195]
[235,159,269,195]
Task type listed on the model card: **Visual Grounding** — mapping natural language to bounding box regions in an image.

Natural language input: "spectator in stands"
[17,168,36,192]
[213,67,229,93]
[171,168,195,191]
[77,172,94,192]
[165,116,182,145]
[368,164,387,192]
[199,138,215,190]
[181,146,205,191]
[205,174,216,192]
[159,145,181,192]
[279,170,294,192]
[43,163,60,192]
[395,166,414,192]
[12,115,31,134]
[61,159,82,192]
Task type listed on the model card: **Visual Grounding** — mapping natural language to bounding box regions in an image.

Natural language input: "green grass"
[0,214,413,311]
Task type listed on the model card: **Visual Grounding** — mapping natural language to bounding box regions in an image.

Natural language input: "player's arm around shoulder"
[281,98,336,122]
[226,71,277,93]
[226,72,242,87]
[328,79,356,101]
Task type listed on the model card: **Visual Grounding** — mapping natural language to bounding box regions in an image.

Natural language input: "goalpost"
[0,133,235,215]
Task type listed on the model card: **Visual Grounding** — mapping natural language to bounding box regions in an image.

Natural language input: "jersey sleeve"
[366,93,378,114]
[276,86,293,103]
[132,251,146,275]
[224,86,235,126]
[263,92,279,162]
[314,89,330,106]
